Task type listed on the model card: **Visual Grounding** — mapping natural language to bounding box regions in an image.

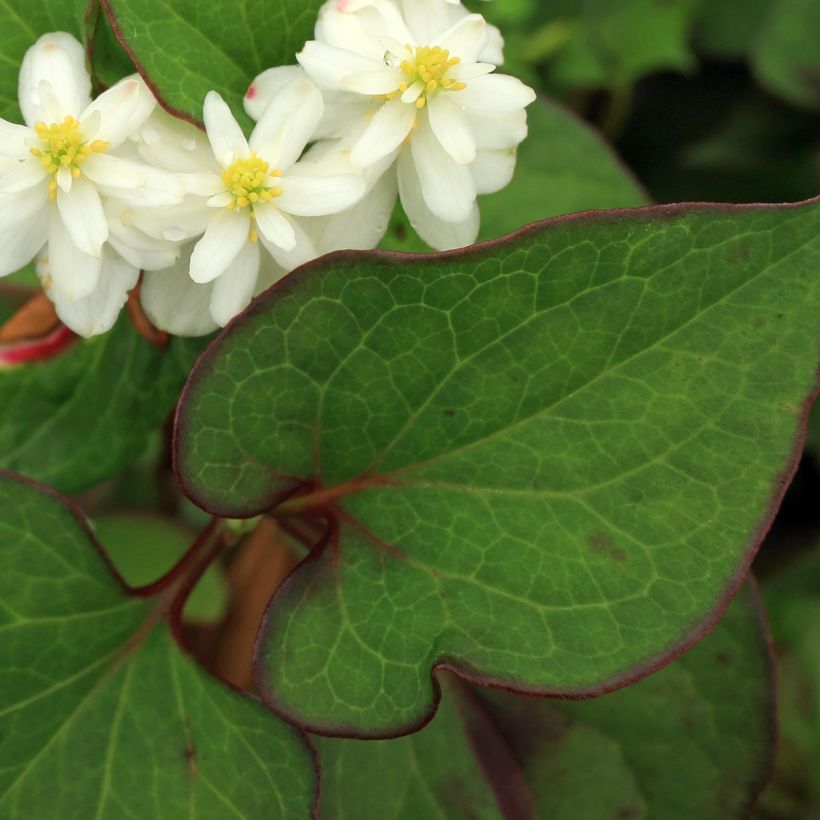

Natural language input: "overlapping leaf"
[177,198,820,736]
[317,584,773,819]
[0,318,203,494]
[0,472,317,818]
[99,0,323,124]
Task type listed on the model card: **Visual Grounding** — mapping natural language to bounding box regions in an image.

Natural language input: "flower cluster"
[0,0,534,338]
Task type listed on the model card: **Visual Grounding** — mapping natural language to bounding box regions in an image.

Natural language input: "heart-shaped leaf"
[176,198,820,736]
[0,317,203,494]
[99,0,323,124]
[0,471,317,817]
[317,583,773,819]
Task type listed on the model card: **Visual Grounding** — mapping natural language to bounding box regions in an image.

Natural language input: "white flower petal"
[303,166,398,254]
[80,76,155,149]
[99,167,186,208]
[35,81,65,124]
[0,119,32,157]
[398,0,451,44]
[107,204,181,271]
[183,172,226,197]
[455,74,537,113]
[189,209,249,284]
[350,97,416,168]
[208,240,261,327]
[254,202,296,250]
[81,153,147,189]
[465,108,527,150]
[470,148,516,195]
[18,33,91,126]
[43,246,138,337]
[297,42,380,90]
[141,245,220,337]
[0,158,48,193]
[410,116,475,222]
[397,148,478,250]
[0,207,47,276]
[341,69,403,96]
[427,94,476,164]
[258,216,317,272]
[249,79,323,170]
[277,172,366,217]
[203,91,250,168]
[448,62,495,81]
[56,166,72,193]
[45,209,102,300]
[0,183,47,226]
[435,14,488,63]
[244,65,310,121]
[56,176,108,258]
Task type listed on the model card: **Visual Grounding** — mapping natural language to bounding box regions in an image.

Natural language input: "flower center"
[30,116,109,200]
[221,153,283,242]
[389,46,466,109]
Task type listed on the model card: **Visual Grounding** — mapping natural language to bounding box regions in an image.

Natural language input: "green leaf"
[753,0,820,110]
[0,472,317,817]
[316,690,508,820]
[537,0,699,91]
[0,317,204,494]
[317,585,773,819]
[693,0,771,59]
[177,198,820,736]
[0,0,93,121]
[382,97,648,253]
[757,546,820,816]
[99,0,323,125]
[93,513,228,623]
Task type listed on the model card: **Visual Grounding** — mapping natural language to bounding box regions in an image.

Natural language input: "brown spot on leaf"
[444,409,456,417]
[184,742,197,777]
[715,651,732,666]
[618,808,641,820]
[393,221,407,241]
[587,532,627,562]
[729,240,751,264]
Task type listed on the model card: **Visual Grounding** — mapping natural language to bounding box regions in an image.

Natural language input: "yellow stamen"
[386,46,464,108]
[220,152,283,215]
[30,116,109,200]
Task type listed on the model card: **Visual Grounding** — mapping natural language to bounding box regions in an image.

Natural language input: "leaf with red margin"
[316,583,773,819]
[98,0,324,126]
[176,198,820,737]
[0,472,317,818]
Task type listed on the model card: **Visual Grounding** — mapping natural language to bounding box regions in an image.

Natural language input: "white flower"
[140,80,366,332]
[245,0,533,251]
[0,32,184,336]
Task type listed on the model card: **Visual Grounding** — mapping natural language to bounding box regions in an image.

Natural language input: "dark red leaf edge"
[174,196,820,739]
[0,468,322,817]
[454,577,776,820]
[97,0,205,128]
